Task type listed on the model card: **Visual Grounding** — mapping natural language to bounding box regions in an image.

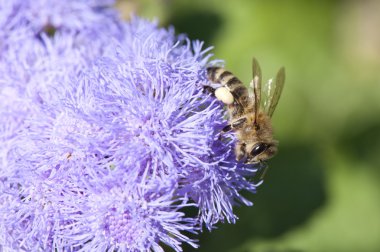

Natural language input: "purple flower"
[0,2,260,251]
[0,0,120,43]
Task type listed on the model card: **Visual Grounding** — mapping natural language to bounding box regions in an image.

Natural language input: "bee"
[207,58,285,180]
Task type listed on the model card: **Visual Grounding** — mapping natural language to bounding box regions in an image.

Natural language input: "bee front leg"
[235,142,246,161]
[253,162,269,183]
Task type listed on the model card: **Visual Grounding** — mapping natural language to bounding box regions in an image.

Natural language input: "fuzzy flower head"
[0,2,260,251]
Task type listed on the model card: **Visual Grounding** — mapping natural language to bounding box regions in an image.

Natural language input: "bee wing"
[263,66,285,118]
[250,58,262,123]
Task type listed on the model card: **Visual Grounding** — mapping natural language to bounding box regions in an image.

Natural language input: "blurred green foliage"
[118,0,380,251]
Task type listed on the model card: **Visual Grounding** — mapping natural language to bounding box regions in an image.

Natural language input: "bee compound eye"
[250,143,268,157]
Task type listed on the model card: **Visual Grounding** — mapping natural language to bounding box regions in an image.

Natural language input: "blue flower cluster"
[0,1,259,251]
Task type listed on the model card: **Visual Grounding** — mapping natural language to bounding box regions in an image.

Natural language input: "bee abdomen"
[207,67,243,89]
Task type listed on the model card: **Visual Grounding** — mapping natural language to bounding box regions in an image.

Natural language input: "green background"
[118,0,380,251]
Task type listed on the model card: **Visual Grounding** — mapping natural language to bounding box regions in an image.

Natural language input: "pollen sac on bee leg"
[215,87,234,105]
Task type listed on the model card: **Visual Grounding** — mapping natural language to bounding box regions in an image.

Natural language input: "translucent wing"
[263,66,285,117]
[251,57,262,124]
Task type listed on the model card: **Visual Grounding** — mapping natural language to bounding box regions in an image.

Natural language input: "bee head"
[244,141,278,164]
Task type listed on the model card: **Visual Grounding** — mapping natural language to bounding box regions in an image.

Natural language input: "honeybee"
[207,58,285,179]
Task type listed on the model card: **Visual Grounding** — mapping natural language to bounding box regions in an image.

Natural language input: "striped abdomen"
[207,67,249,116]
[207,67,243,88]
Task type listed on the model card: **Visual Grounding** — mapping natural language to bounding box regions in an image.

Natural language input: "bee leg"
[235,143,246,161]
[232,117,247,128]
[222,124,232,132]
[254,162,269,183]
[203,86,216,96]
[222,117,247,132]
